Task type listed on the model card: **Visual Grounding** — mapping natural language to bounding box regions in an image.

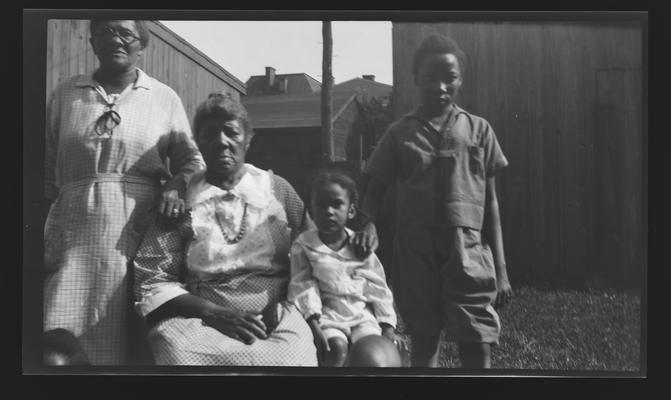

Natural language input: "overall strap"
[404,108,459,155]
[405,108,458,224]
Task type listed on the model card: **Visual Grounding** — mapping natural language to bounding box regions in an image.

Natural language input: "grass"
[395,285,641,371]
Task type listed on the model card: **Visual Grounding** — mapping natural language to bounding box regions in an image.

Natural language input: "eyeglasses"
[94,108,121,136]
[93,26,140,44]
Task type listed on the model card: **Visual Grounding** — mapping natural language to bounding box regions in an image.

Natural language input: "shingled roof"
[246,71,322,96]
[332,76,392,99]
[242,92,357,129]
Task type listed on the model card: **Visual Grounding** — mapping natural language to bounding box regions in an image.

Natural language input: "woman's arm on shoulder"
[157,94,205,218]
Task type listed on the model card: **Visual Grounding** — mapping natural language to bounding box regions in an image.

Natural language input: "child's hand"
[381,325,409,356]
[350,222,379,259]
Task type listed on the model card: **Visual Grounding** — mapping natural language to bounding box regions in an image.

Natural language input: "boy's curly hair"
[305,168,359,211]
[412,34,467,79]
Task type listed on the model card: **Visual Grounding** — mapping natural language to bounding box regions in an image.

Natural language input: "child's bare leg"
[458,342,491,368]
[410,333,441,367]
[324,337,349,367]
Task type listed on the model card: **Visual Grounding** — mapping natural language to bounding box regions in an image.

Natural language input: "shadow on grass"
[394,286,641,371]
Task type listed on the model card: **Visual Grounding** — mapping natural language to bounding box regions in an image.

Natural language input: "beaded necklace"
[213,201,249,244]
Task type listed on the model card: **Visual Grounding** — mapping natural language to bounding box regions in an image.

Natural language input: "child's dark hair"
[43,328,90,366]
[302,168,360,232]
[305,168,359,210]
[412,34,467,79]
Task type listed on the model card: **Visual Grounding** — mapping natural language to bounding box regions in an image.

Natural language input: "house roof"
[332,77,392,99]
[246,73,322,96]
[242,92,357,129]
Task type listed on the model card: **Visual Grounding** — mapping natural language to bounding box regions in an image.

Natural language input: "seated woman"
[132,92,317,365]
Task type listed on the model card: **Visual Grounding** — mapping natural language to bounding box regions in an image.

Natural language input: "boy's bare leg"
[324,337,349,367]
[410,333,441,367]
[458,342,491,368]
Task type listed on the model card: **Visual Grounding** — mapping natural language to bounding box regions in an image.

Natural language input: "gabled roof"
[242,92,357,129]
[246,73,322,96]
[151,21,246,94]
[332,77,392,99]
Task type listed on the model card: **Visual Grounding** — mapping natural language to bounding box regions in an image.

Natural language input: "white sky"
[159,20,393,86]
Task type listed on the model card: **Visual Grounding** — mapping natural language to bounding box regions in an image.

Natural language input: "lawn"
[395,285,642,371]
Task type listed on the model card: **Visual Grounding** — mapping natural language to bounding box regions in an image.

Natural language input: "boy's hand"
[309,318,330,365]
[494,275,513,309]
[381,325,409,355]
[350,222,379,259]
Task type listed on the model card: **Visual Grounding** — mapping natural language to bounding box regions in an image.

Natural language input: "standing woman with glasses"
[43,20,204,365]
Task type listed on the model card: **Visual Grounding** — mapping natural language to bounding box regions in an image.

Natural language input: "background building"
[243,67,393,198]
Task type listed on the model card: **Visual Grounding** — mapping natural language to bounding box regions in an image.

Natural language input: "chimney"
[278,77,288,93]
[362,74,375,81]
[265,67,276,88]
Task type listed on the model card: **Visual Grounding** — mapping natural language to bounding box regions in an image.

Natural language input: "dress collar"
[74,68,152,90]
[187,164,273,209]
[301,227,356,257]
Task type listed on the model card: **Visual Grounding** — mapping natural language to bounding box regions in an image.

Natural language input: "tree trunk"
[321,21,334,162]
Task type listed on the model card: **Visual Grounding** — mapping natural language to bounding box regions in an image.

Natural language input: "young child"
[43,328,90,366]
[288,169,403,367]
[356,34,513,368]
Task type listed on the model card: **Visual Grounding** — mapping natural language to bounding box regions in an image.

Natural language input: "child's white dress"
[288,228,397,339]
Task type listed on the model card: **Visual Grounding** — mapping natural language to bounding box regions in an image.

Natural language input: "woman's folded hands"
[202,307,268,345]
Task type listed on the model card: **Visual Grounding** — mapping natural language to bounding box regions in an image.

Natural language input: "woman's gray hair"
[193,91,254,142]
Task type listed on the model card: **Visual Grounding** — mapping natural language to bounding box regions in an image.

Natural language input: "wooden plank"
[595,68,643,285]
[623,69,643,286]
[521,23,547,283]
[46,20,55,98]
[67,20,78,79]
[76,21,86,76]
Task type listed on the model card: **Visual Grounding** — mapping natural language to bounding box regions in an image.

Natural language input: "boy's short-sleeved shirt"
[365,105,508,231]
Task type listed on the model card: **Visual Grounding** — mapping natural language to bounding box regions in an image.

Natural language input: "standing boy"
[355,35,512,368]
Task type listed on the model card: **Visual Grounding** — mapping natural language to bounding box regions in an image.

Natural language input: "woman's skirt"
[43,175,158,365]
[148,273,318,366]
